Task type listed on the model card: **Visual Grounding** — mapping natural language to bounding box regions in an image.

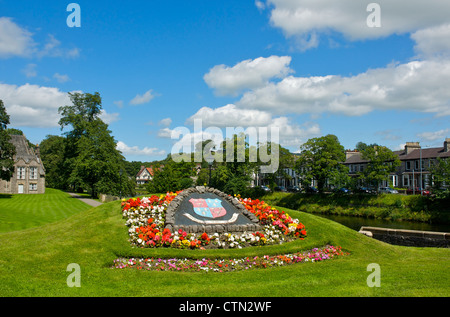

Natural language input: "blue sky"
[1,0,449,162]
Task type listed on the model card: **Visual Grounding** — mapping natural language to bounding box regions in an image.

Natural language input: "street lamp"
[204,154,214,187]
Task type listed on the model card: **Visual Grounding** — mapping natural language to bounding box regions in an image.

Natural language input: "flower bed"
[121,191,307,249]
[112,245,347,272]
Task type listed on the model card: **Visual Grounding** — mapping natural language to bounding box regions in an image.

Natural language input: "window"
[29,183,37,191]
[390,175,398,187]
[17,167,26,180]
[403,175,409,187]
[414,160,419,170]
[406,161,411,171]
[30,167,38,180]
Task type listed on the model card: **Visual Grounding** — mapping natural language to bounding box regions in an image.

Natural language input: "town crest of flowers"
[121,191,307,249]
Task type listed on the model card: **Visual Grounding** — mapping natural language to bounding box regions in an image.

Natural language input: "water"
[316,213,450,233]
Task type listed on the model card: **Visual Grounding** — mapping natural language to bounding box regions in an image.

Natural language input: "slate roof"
[344,145,449,164]
[9,134,45,175]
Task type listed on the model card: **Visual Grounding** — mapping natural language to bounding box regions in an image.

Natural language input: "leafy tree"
[147,160,195,193]
[359,145,400,191]
[72,119,127,197]
[39,135,67,189]
[0,100,15,181]
[295,134,346,192]
[429,158,450,198]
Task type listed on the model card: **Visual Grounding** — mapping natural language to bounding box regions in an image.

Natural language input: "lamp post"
[204,154,214,187]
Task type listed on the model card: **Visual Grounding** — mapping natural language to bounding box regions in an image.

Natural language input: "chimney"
[444,138,450,152]
[405,142,421,155]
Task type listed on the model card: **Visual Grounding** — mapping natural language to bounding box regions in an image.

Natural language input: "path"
[67,192,103,207]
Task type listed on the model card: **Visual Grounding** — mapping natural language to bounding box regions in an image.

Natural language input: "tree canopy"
[0,100,15,181]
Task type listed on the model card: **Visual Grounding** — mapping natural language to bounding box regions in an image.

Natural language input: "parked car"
[260,185,271,192]
[286,186,301,193]
[355,187,376,194]
[304,186,319,194]
[334,187,351,194]
[379,187,399,194]
[274,186,287,192]
[406,187,431,196]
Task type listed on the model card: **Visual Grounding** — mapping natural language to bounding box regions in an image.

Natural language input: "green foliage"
[0,100,15,181]
[359,145,400,189]
[429,158,450,198]
[295,134,346,192]
[147,160,195,193]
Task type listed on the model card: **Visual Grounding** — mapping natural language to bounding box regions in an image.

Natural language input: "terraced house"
[344,138,450,189]
[0,135,45,194]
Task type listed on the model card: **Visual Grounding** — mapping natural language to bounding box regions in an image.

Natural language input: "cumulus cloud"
[237,60,450,117]
[116,141,166,157]
[187,104,273,127]
[0,17,35,58]
[411,23,450,59]
[185,103,320,148]
[129,89,155,105]
[265,0,450,50]
[203,55,293,96]
[0,83,69,127]
[0,83,120,128]
[22,63,37,78]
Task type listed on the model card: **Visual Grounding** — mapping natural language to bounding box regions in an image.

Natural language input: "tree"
[359,145,400,190]
[72,119,127,198]
[295,134,346,192]
[429,158,450,198]
[39,135,67,189]
[0,100,15,181]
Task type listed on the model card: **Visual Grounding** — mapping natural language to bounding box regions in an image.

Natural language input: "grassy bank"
[0,188,92,233]
[0,190,449,297]
[259,192,450,224]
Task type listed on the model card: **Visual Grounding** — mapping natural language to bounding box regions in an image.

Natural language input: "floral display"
[121,191,307,249]
[112,245,348,272]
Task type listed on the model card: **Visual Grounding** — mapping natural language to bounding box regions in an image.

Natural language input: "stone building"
[0,135,46,194]
[344,138,450,189]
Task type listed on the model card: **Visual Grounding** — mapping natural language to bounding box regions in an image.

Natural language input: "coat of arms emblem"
[189,198,227,219]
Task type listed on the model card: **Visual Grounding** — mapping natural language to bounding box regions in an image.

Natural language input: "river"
[316,213,450,233]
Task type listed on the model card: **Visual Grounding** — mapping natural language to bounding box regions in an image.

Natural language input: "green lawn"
[0,189,449,297]
[0,188,92,232]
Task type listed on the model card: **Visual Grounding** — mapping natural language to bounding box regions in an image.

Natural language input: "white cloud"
[0,83,69,128]
[411,24,450,59]
[417,129,450,142]
[237,60,450,117]
[53,73,70,83]
[129,89,155,105]
[116,141,166,157]
[0,83,119,128]
[99,110,120,125]
[0,17,35,58]
[203,55,293,96]
[266,0,450,50]
[37,34,80,59]
[114,100,124,108]
[187,104,272,127]
[158,117,172,127]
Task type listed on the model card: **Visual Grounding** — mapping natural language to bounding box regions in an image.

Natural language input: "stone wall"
[359,226,450,248]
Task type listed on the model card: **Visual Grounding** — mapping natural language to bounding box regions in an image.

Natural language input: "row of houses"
[259,138,450,190]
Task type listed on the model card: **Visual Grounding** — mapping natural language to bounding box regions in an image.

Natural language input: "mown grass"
[0,189,449,297]
[0,188,92,232]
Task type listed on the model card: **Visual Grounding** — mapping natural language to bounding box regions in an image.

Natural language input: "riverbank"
[259,192,450,225]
